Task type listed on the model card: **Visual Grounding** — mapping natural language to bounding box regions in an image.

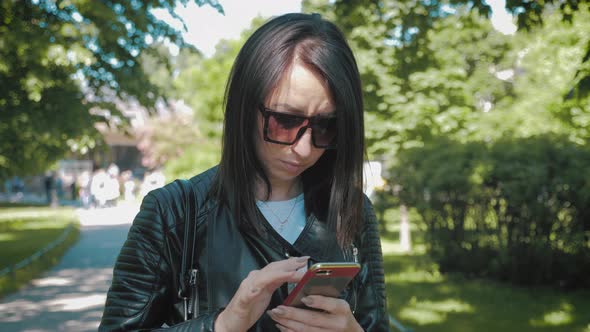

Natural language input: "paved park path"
[0,202,139,332]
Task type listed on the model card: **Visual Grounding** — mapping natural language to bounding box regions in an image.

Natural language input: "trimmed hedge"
[391,135,590,288]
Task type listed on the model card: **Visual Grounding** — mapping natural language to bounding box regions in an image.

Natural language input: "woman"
[100,13,391,332]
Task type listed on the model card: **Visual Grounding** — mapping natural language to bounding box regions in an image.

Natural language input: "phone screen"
[283,262,360,307]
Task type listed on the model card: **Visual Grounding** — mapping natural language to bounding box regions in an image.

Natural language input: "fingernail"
[301,296,313,305]
[276,324,287,332]
[296,256,310,262]
[251,287,260,294]
[272,307,286,316]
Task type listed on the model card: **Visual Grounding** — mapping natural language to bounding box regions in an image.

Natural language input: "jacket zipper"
[187,268,199,318]
[349,243,359,314]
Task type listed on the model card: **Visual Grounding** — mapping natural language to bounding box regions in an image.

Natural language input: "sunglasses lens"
[312,117,337,148]
[262,107,337,148]
[267,112,306,143]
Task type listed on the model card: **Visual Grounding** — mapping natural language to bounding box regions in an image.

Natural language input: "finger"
[256,256,310,285]
[297,297,360,331]
[253,257,308,285]
[300,295,350,314]
[238,257,309,303]
[270,311,326,332]
[275,324,297,332]
[265,256,309,272]
[293,265,307,280]
[268,305,330,329]
[275,319,323,332]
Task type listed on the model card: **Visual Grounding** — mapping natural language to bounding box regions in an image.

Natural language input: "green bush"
[164,138,221,180]
[390,135,590,288]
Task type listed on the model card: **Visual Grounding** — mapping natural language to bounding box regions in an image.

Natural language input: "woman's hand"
[267,295,363,332]
[214,256,309,332]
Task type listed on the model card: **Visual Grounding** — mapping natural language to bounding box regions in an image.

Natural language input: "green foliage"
[456,0,590,100]
[161,17,267,180]
[304,1,590,288]
[137,113,203,170]
[502,10,590,141]
[164,140,221,181]
[382,231,590,331]
[0,0,223,180]
[391,135,590,288]
[305,0,590,154]
[173,17,265,140]
[304,1,514,159]
[174,43,237,139]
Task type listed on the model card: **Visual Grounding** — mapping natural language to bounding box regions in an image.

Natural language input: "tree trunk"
[400,204,412,252]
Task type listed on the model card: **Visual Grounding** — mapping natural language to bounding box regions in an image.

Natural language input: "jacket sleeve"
[354,196,392,331]
[99,191,220,332]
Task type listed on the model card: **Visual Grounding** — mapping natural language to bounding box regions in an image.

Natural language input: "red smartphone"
[283,262,361,308]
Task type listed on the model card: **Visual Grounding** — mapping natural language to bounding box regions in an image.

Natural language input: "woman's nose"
[291,128,314,157]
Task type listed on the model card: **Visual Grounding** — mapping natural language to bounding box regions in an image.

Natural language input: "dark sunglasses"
[258,105,337,149]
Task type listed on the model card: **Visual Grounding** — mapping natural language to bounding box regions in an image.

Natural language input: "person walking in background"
[90,168,108,208]
[11,176,24,194]
[54,175,63,202]
[100,13,390,331]
[139,168,165,199]
[70,180,77,201]
[77,170,91,208]
[121,170,136,202]
[44,171,53,205]
[105,163,120,207]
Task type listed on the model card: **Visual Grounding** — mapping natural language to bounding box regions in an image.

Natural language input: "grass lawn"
[381,211,590,332]
[0,204,80,298]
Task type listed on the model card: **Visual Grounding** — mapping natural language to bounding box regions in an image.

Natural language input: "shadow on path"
[0,203,138,332]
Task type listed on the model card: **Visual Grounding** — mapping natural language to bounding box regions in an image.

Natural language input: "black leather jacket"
[99,167,390,331]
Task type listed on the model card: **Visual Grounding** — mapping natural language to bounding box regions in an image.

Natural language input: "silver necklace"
[260,196,301,232]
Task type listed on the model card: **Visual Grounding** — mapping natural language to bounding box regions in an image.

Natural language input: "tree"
[159,18,267,180]
[173,17,265,140]
[0,0,223,180]
[458,0,590,99]
[304,0,590,153]
[303,0,589,256]
[303,0,513,157]
[453,0,590,142]
[475,9,590,142]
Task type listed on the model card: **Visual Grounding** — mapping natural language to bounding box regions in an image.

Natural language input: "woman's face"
[256,62,335,189]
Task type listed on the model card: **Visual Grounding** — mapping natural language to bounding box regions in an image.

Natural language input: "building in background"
[91,99,192,176]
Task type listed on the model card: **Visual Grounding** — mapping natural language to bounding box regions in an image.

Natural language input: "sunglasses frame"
[258,105,337,149]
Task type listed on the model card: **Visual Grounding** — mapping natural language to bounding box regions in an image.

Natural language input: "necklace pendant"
[279,221,287,232]
[260,196,301,234]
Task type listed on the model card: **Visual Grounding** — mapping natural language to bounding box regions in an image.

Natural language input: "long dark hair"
[211,13,364,246]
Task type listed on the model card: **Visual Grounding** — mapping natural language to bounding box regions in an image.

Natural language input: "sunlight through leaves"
[529,302,574,327]
[399,297,475,325]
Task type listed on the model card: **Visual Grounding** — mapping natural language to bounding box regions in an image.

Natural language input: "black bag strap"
[176,179,199,320]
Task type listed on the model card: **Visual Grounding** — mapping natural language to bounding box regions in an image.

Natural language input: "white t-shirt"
[256,193,305,244]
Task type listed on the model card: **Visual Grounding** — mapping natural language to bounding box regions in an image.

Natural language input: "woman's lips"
[281,160,303,173]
